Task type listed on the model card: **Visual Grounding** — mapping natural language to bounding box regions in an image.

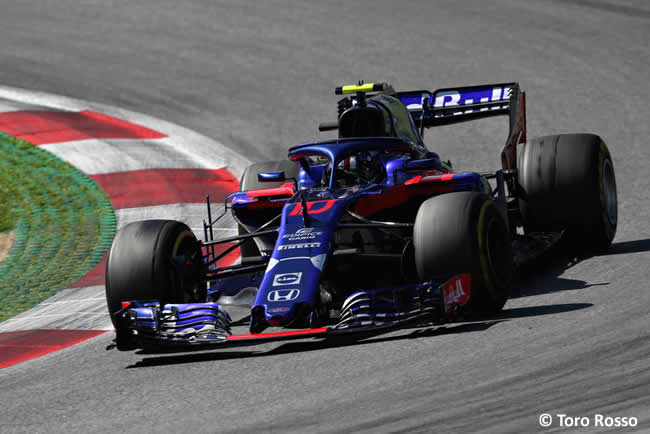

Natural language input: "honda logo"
[267,289,301,302]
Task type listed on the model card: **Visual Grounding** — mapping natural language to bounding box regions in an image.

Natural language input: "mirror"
[258,171,286,183]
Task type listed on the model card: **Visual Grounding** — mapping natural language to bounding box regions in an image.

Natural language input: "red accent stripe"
[227,327,329,341]
[404,175,423,185]
[0,329,106,368]
[352,183,454,217]
[0,110,165,144]
[288,199,336,216]
[90,168,239,209]
[404,172,454,185]
[246,182,295,199]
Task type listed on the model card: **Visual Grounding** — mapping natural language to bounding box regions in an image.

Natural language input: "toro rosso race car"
[105,82,617,350]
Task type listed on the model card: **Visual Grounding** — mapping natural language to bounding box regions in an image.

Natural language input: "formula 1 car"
[105,82,617,350]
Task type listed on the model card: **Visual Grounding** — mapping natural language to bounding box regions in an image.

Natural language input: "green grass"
[0,132,116,322]
[0,170,14,232]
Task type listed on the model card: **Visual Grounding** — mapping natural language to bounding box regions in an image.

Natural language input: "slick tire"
[518,134,617,251]
[413,192,512,316]
[238,160,300,258]
[105,220,206,326]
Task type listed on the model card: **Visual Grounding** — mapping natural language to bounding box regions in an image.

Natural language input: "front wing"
[112,274,471,350]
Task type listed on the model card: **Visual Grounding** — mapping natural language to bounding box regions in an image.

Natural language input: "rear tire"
[105,220,205,326]
[238,160,300,258]
[518,134,617,251]
[413,192,512,316]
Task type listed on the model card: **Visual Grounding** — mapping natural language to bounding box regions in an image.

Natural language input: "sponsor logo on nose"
[273,272,302,286]
[268,289,301,302]
[278,242,321,250]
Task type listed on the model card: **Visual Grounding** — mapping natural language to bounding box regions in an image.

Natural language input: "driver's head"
[356,152,386,184]
[327,152,386,188]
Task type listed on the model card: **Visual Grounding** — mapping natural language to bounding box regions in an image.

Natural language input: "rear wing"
[396,83,526,170]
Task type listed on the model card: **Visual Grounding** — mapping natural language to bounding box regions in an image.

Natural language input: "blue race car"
[105,82,617,349]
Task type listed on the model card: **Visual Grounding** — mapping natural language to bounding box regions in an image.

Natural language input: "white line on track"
[3,313,107,320]
[41,298,106,305]
[115,203,238,238]
[42,136,245,175]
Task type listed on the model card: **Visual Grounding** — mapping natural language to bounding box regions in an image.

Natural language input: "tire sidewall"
[475,198,512,307]
[596,142,617,244]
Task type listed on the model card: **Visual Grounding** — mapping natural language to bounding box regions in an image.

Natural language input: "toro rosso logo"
[268,289,301,302]
[272,272,302,286]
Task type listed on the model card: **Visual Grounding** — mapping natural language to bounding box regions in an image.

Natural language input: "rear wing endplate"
[396,83,526,170]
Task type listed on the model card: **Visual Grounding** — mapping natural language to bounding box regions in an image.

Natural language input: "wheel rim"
[602,158,617,225]
[171,231,204,302]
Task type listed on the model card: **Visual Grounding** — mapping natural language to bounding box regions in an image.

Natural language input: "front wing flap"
[336,273,471,329]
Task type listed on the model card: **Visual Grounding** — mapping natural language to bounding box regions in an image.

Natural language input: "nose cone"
[264,302,312,327]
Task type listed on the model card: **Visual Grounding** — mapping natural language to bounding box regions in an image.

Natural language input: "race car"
[105,82,617,350]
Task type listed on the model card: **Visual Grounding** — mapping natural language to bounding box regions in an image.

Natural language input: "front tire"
[413,192,512,316]
[105,220,205,326]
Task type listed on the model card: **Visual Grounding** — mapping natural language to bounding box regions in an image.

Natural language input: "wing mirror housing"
[258,171,286,183]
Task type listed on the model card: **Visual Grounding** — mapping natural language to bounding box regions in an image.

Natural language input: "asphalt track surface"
[1,1,649,432]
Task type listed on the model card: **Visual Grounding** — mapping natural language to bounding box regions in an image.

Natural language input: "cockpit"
[324,150,388,188]
[289,82,443,190]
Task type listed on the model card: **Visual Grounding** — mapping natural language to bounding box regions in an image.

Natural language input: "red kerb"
[0,329,106,368]
[0,110,166,144]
